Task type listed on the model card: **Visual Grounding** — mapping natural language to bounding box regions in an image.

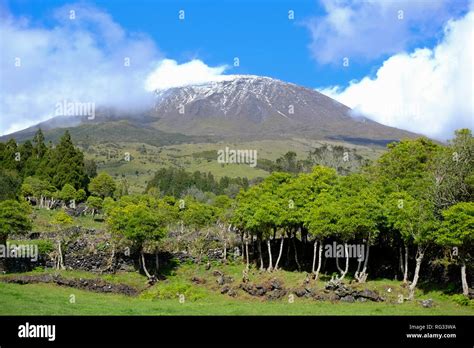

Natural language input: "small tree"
[75,189,87,203]
[51,211,73,270]
[86,196,103,217]
[306,192,338,279]
[437,202,474,296]
[0,200,32,272]
[384,191,437,299]
[88,172,116,198]
[107,203,167,279]
[59,184,77,207]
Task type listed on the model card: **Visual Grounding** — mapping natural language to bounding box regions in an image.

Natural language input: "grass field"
[1,263,472,316]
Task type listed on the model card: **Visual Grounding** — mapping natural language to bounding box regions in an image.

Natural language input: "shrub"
[451,294,471,306]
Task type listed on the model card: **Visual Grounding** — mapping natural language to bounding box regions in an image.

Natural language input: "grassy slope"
[28,207,105,233]
[1,263,472,316]
[82,138,384,194]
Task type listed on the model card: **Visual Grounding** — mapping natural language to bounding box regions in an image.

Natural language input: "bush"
[141,281,206,302]
[451,294,471,306]
[36,240,54,254]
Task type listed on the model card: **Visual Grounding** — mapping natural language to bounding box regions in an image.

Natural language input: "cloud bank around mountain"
[319,11,474,141]
[0,3,229,135]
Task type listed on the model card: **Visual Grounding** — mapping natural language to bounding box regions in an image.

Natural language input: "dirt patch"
[0,274,139,296]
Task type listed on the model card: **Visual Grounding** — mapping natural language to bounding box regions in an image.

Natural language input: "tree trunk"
[408,246,424,300]
[292,232,301,271]
[267,239,273,272]
[356,244,370,283]
[315,242,323,280]
[101,243,115,273]
[257,236,264,271]
[403,243,409,284]
[245,239,249,270]
[223,240,227,262]
[301,228,307,262]
[140,250,152,279]
[338,243,349,280]
[275,237,284,270]
[57,240,65,270]
[0,235,6,273]
[336,254,343,274]
[399,247,404,279]
[241,231,245,262]
[312,240,318,275]
[155,249,160,275]
[285,230,291,267]
[461,261,469,296]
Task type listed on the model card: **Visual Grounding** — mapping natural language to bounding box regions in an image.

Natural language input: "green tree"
[306,192,338,279]
[59,184,77,206]
[51,211,74,270]
[384,191,438,299]
[437,202,474,296]
[0,200,32,272]
[38,131,89,190]
[107,203,167,278]
[86,196,103,217]
[374,138,440,200]
[0,169,21,201]
[332,174,381,282]
[32,128,47,159]
[433,129,473,210]
[75,189,87,203]
[20,177,56,208]
[88,172,117,198]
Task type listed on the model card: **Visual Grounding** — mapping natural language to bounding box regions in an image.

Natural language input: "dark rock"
[269,278,283,290]
[325,279,343,291]
[0,274,138,296]
[357,289,382,302]
[267,289,287,300]
[340,295,355,303]
[216,275,233,286]
[421,299,433,308]
[294,288,307,297]
[191,276,206,284]
[335,285,352,297]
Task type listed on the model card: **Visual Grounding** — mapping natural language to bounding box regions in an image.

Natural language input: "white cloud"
[318,11,474,140]
[305,0,469,64]
[0,3,229,135]
[145,59,230,91]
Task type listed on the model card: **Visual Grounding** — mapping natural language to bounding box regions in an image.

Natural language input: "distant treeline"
[0,129,96,200]
[146,167,250,198]
[257,146,368,175]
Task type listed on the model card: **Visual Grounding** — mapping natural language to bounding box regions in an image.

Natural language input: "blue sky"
[0,0,473,138]
[4,0,470,88]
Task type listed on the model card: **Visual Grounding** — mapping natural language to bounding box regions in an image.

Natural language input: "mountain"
[1,75,419,147]
[149,75,419,145]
